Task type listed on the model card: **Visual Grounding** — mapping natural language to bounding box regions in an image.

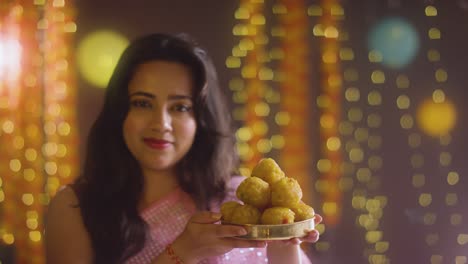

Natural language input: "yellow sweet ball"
[271,177,302,208]
[291,201,315,221]
[251,158,285,185]
[220,201,242,223]
[230,204,261,225]
[236,176,271,209]
[261,207,295,225]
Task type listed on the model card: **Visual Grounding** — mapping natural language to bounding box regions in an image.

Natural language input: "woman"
[45,33,321,263]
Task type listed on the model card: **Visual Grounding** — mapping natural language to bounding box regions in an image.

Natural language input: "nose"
[150,107,172,132]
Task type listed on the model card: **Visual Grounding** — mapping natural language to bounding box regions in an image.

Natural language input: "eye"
[172,104,193,112]
[130,99,152,109]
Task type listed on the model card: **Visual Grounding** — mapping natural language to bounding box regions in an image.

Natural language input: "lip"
[143,138,172,150]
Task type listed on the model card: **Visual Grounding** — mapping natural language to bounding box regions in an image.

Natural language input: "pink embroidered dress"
[125,176,312,264]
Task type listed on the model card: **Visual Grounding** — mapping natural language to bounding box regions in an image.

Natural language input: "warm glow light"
[77,30,129,88]
[0,33,22,108]
[0,35,22,85]
[1,1,80,262]
[416,98,457,137]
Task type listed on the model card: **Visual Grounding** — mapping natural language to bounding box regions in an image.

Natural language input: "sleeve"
[300,249,312,264]
[224,175,246,201]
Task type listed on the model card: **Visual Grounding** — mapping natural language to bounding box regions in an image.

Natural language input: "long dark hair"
[73,33,237,263]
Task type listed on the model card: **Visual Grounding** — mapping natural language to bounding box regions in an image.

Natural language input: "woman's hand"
[266,214,323,247]
[171,211,267,263]
[283,214,323,245]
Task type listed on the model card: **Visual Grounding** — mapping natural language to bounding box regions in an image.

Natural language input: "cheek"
[123,114,141,141]
[179,118,197,142]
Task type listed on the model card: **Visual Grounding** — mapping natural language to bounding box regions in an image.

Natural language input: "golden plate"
[222,216,315,241]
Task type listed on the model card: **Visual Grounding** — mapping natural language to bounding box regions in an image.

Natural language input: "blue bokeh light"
[368,17,420,69]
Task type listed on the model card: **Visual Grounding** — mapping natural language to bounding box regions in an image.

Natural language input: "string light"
[0,1,78,262]
[337,2,390,262]
[229,0,270,178]
[308,0,345,255]
[314,0,344,228]
[276,0,313,216]
[419,4,464,263]
[229,3,314,257]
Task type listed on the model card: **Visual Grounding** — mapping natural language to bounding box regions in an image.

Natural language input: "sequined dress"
[125,176,312,264]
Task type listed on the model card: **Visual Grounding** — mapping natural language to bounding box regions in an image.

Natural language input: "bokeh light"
[0,35,22,85]
[416,97,457,137]
[77,30,129,88]
[368,17,420,69]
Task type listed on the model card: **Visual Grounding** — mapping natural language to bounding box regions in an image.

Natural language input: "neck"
[139,168,180,210]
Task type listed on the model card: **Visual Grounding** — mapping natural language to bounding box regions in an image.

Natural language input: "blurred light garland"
[314,0,343,229]
[335,2,390,263]
[0,2,25,257]
[276,0,313,220]
[229,0,268,176]
[418,4,464,264]
[304,1,343,255]
[0,0,78,263]
[229,1,314,245]
[230,0,315,196]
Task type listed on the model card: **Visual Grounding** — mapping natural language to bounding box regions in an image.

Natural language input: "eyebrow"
[129,91,192,100]
[129,91,155,99]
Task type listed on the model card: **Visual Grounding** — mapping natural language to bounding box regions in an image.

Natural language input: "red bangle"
[165,243,184,264]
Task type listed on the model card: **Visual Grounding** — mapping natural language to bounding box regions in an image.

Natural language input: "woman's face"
[123,60,197,174]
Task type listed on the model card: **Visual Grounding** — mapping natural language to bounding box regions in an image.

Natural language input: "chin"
[141,158,178,171]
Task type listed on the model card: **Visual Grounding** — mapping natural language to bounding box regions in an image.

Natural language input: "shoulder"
[49,185,79,209]
[45,186,93,263]
[46,186,82,227]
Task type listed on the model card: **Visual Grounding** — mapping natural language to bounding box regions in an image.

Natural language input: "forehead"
[128,60,194,94]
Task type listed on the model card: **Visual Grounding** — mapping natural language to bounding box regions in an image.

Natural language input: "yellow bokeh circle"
[77,30,129,88]
[416,98,457,137]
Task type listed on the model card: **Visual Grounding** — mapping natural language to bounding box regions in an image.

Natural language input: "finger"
[214,224,248,238]
[314,214,323,225]
[190,211,222,224]
[301,230,320,243]
[281,238,300,245]
[222,238,267,248]
[290,238,301,245]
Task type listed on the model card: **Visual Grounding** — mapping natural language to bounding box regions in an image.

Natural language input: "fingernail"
[211,212,222,219]
[237,229,248,236]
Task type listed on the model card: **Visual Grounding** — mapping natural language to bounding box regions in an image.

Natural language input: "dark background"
[74,1,468,263]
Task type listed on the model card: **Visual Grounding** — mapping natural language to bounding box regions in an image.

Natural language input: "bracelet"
[165,243,184,264]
